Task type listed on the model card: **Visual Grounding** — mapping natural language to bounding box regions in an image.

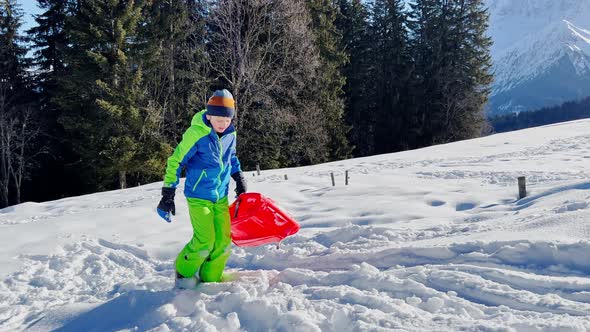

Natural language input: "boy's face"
[206,115,232,133]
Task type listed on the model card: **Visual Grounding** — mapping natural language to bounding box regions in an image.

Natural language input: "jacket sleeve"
[230,132,242,175]
[163,126,204,188]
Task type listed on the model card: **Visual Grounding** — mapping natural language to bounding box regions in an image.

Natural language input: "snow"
[3,120,590,331]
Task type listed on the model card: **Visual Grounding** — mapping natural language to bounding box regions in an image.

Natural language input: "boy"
[156,89,247,288]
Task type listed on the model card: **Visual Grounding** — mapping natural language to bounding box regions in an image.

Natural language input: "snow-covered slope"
[3,120,590,330]
[487,0,590,115]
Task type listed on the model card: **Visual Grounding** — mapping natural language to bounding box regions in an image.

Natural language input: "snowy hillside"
[3,120,590,331]
[487,0,590,115]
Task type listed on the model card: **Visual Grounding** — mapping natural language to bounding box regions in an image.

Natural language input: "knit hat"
[206,89,235,118]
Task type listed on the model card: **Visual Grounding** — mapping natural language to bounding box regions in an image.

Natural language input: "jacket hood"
[191,110,235,135]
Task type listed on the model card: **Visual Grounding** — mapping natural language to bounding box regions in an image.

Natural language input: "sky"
[17,0,41,33]
[2,119,590,331]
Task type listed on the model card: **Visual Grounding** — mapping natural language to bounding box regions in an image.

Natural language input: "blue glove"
[157,187,176,222]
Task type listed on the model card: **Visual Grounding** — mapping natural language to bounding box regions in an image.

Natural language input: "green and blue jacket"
[163,110,241,202]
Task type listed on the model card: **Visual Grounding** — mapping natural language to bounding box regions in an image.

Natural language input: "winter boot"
[175,271,197,289]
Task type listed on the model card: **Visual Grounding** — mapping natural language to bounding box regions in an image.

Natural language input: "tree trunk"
[15,186,20,205]
[0,116,10,208]
[0,187,7,208]
[14,120,26,205]
[119,170,127,189]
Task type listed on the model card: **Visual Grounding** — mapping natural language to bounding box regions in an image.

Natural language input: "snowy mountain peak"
[564,20,590,75]
[486,0,590,115]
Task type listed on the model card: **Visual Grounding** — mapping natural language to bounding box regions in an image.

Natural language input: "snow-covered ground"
[2,120,590,331]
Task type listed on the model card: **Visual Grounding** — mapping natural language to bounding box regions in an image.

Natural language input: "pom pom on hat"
[206,89,235,118]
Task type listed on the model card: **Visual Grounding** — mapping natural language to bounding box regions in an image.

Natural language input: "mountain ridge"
[486,0,590,115]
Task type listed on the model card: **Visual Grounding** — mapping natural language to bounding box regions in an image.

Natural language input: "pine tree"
[0,0,40,206]
[306,0,352,161]
[26,0,79,202]
[446,0,492,140]
[27,0,68,113]
[142,0,210,143]
[57,0,162,190]
[408,0,438,146]
[370,0,414,153]
[128,0,212,188]
[410,0,492,145]
[335,0,373,156]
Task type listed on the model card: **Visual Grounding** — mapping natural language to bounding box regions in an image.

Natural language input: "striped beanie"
[206,89,235,118]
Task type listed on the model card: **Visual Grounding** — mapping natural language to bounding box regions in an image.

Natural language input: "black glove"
[157,187,176,222]
[231,171,247,197]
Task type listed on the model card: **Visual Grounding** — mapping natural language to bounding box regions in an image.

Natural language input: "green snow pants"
[175,196,231,282]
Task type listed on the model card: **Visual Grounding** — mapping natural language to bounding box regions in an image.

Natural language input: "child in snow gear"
[157,89,247,287]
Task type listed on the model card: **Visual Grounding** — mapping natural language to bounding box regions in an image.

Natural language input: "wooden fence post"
[518,176,526,199]
[256,164,260,176]
[331,172,335,186]
[345,170,349,186]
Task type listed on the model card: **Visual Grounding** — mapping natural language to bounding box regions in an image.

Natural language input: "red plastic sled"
[229,192,300,247]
